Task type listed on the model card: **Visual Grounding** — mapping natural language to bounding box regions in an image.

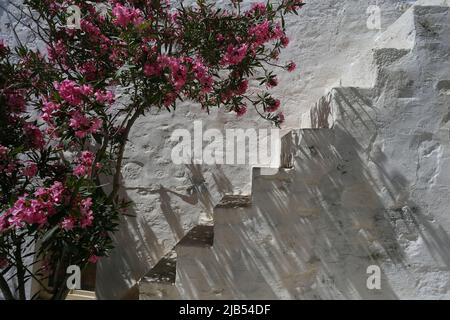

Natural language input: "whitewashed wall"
[175,4,450,298]
[3,0,450,300]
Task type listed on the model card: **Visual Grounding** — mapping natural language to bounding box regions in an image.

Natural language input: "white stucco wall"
[2,0,450,300]
[171,4,450,299]
[97,0,411,299]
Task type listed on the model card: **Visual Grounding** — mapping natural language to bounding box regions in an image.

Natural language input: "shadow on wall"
[175,87,450,299]
[96,162,231,300]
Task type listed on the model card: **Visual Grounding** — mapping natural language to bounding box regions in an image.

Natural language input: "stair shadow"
[96,162,230,299]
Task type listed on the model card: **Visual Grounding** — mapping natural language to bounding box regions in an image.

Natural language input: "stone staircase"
[138,4,450,299]
[66,290,96,300]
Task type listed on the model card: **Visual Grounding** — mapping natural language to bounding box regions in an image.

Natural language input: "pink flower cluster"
[78,61,98,81]
[22,162,38,178]
[50,80,110,138]
[73,151,95,178]
[5,91,26,113]
[248,2,267,15]
[286,0,305,11]
[0,182,64,231]
[248,20,287,48]
[47,40,67,65]
[112,3,143,28]
[24,123,45,149]
[192,59,214,94]
[95,90,115,104]
[0,145,15,177]
[144,55,192,105]
[236,104,247,117]
[220,79,249,104]
[145,56,215,98]
[54,80,93,106]
[266,98,281,112]
[69,111,103,139]
[0,145,8,158]
[287,61,296,72]
[0,256,8,269]
[221,44,249,66]
[88,255,99,264]
[41,100,61,124]
[0,39,7,56]
[79,197,94,228]
[159,55,188,90]
[61,197,94,230]
[80,19,102,38]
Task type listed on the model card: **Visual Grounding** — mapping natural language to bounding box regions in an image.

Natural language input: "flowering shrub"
[0,0,303,299]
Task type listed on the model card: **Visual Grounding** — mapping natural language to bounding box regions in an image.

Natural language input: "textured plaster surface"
[1,0,450,300]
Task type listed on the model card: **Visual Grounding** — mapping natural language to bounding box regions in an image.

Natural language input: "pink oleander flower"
[88,255,99,264]
[5,91,26,113]
[22,162,38,178]
[112,3,143,28]
[47,40,67,64]
[80,210,94,228]
[249,2,267,15]
[266,98,281,112]
[80,19,102,38]
[277,112,285,124]
[267,77,278,88]
[0,145,8,158]
[163,92,177,107]
[6,183,63,229]
[221,44,248,66]
[80,197,94,228]
[41,100,60,124]
[69,111,102,138]
[272,23,285,39]
[287,61,296,72]
[248,20,271,46]
[95,90,115,104]
[157,55,188,90]
[54,80,93,106]
[69,111,90,130]
[61,216,76,231]
[144,63,162,77]
[236,79,249,95]
[0,213,9,232]
[73,151,95,177]
[81,151,94,164]
[0,257,8,269]
[8,196,51,228]
[24,123,45,149]
[73,164,88,177]
[78,61,98,81]
[281,35,290,47]
[89,118,103,133]
[0,39,7,55]
[192,59,213,93]
[236,104,247,117]
[49,181,64,203]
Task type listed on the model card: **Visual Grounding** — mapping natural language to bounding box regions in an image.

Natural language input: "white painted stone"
[2,0,450,300]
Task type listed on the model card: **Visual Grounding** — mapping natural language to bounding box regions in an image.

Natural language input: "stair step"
[177,225,214,247]
[141,251,177,285]
[215,195,251,209]
[66,290,96,300]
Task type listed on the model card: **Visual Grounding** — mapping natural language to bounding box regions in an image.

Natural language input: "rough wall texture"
[1,0,450,300]
[169,4,450,299]
[102,0,410,300]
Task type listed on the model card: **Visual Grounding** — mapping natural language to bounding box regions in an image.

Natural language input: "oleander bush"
[0,0,303,299]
